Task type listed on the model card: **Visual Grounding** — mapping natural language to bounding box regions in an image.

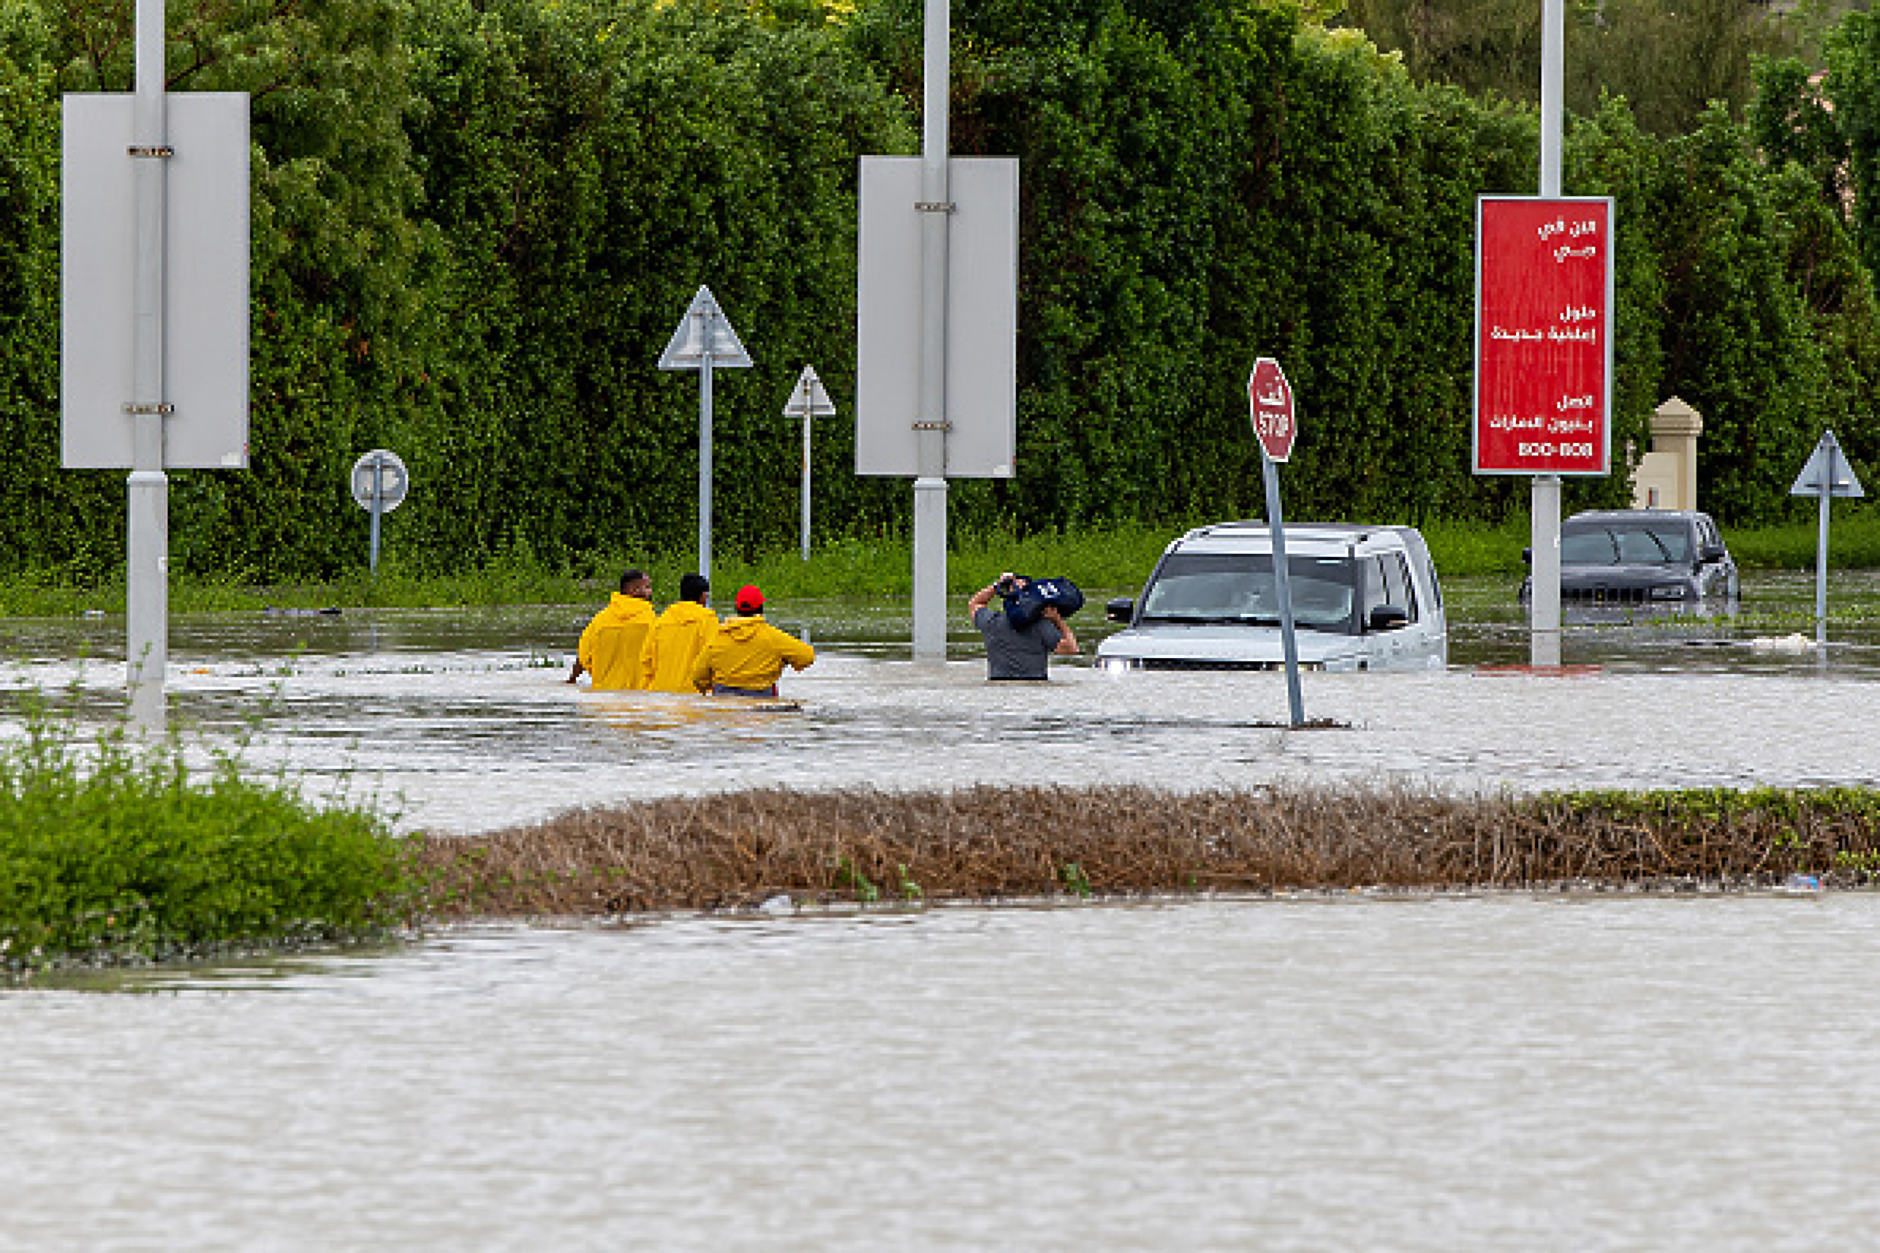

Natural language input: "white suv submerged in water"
[1097,522,1447,673]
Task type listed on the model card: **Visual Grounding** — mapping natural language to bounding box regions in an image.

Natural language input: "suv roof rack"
[1185,520,1378,542]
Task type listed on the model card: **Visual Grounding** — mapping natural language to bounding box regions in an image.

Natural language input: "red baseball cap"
[735,584,765,613]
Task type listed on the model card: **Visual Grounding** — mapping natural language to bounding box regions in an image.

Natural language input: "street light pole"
[911,0,951,660]
[1530,0,1566,668]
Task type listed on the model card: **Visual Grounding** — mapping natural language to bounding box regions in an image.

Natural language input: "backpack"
[1003,576,1085,630]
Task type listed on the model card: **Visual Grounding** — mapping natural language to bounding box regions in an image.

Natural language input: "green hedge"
[0,0,1876,584]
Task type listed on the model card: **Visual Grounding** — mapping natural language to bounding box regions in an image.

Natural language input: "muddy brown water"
[4,572,1879,1249]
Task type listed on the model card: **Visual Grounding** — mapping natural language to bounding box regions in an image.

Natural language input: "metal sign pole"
[369,458,384,573]
[911,0,951,660]
[127,0,170,727]
[1530,0,1566,669]
[800,400,813,562]
[660,288,749,578]
[350,449,408,570]
[783,366,834,564]
[1787,430,1863,650]
[699,316,714,584]
[1261,450,1306,728]
[1816,472,1832,647]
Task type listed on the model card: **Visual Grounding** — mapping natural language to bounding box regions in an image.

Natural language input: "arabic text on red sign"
[1474,197,1612,476]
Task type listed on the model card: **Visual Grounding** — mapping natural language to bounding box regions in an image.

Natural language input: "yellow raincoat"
[691,613,814,694]
[645,599,720,693]
[577,592,656,690]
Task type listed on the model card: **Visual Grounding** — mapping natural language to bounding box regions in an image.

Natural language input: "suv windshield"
[1561,522,1691,566]
[1138,551,1357,632]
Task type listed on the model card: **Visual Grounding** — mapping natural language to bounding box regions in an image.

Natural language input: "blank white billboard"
[62,93,250,469]
[855,156,1017,478]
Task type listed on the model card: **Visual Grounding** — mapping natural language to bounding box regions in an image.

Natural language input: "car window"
[1384,553,1417,621]
[1561,529,1618,565]
[1359,556,1387,617]
[1139,551,1357,632]
[1614,528,1672,563]
[1359,554,1416,623]
[1400,531,1443,611]
[1635,526,1689,563]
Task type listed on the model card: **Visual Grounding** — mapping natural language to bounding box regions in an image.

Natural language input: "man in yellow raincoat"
[691,584,814,697]
[645,573,720,693]
[567,569,656,690]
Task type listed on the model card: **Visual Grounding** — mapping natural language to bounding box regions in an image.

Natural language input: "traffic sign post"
[659,286,753,583]
[1467,0,1602,667]
[61,0,250,728]
[350,449,408,573]
[1249,357,1296,463]
[1248,358,1305,728]
[854,0,1020,662]
[783,366,836,561]
[1790,430,1866,647]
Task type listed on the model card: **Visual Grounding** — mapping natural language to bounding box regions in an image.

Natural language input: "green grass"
[1416,516,1534,577]
[1721,506,1880,570]
[0,694,416,975]
[0,505,1873,616]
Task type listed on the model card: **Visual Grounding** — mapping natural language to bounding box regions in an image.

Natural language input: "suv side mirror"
[1699,543,1728,563]
[1105,597,1135,624]
[1368,605,1409,632]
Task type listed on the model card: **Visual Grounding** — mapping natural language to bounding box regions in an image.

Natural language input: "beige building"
[1631,397,1702,510]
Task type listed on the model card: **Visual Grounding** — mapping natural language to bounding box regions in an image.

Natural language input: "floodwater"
[0,572,1876,833]
[5,571,1880,1249]
[9,894,1880,1249]
[3,571,1880,827]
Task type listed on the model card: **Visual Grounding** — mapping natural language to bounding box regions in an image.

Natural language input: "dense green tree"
[1826,12,1880,278]
[399,0,914,571]
[1569,0,1798,138]
[1558,95,1667,511]
[1651,105,1830,519]
[2,0,427,581]
[0,0,913,578]
[1341,0,1800,137]
[1749,53,1848,209]
[0,0,1873,580]
[0,13,104,573]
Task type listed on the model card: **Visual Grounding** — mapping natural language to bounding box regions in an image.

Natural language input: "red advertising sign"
[1248,357,1296,462]
[1473,196,1614,476]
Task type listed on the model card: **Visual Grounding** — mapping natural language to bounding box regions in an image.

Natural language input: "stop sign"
[1248,358,1296,463]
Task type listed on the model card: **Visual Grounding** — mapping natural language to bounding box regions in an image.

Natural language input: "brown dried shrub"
[408,785,1880,919]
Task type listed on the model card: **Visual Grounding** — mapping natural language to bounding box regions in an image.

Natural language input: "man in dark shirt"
[967,572,1080,680]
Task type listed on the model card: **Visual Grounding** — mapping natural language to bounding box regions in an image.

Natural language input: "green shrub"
[0,695,415,974]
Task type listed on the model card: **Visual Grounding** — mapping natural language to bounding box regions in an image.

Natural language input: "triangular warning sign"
[782,365,837,418]
[658,285,753,370]
[1789,429,1865,499]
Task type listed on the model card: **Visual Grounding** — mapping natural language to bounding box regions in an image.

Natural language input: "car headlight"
[1099,656,1136,674]
[1648,584,1689,600]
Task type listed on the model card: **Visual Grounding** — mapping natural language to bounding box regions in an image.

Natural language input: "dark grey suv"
[1523,509,1738,608]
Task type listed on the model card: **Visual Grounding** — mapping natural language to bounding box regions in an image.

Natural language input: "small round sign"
[351,449,409,512]
[1248,358,1296,463]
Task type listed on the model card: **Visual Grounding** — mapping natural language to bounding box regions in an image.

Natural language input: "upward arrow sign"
[658,285,753,370]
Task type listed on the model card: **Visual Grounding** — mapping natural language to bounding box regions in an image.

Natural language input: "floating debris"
[1750,633,1812,653]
